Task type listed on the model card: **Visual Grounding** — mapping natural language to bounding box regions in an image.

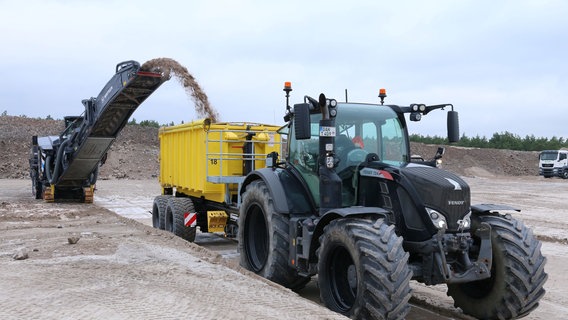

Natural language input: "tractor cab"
[287,102,410,207]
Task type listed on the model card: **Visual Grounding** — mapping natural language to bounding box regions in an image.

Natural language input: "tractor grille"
[401,166,470,231]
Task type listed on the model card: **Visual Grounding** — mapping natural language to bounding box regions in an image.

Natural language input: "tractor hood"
[400,164,471,230]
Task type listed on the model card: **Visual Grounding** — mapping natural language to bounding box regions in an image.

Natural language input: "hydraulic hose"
[89,165,99,185]
[45,155,53,182]
[48,139,71,184]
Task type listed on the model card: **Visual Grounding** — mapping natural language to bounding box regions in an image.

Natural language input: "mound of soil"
[0,115,159,180]
[410,142,539,177]
[0,115,539,180]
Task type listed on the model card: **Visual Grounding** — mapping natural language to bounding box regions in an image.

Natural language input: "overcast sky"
[1,0,566,139]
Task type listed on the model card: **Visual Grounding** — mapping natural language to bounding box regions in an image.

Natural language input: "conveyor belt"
[55,63,167,187]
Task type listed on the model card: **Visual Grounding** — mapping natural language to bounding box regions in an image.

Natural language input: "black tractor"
[238,84,547,319]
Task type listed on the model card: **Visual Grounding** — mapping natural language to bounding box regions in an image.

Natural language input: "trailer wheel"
[238,180,310,290]
[318,218,412,319]
[152,195,170,230]
[165,197,197,242]
[447,214,548,319]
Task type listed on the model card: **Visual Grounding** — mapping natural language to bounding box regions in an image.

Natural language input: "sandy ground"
[1,175,567,319]
[0,179,346,320]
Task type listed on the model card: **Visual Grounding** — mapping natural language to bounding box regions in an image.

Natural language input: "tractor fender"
[308,207,393,261]
[241,168,290,214]
[471,204,520,215]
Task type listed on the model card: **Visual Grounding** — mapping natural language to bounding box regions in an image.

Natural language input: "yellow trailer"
[152,118,282,242]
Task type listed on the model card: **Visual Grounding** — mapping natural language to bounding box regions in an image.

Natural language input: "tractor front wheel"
[318,218,412,319]
[447,214,547,319]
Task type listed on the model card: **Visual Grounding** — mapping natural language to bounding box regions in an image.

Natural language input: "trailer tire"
[447,214,548,319]
[238,180,310,290]
[152,195,170,230]
[317,218,412,320]
[165,197,197,242]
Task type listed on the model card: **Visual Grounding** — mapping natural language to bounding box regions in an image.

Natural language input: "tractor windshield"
[288,103,409,207]
[289,103,408,168]
[333,103,408,167]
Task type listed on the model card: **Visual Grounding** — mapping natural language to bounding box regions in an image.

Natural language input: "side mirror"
[294,103,311,140]
[434,147,445,159]
[447,110,459,143]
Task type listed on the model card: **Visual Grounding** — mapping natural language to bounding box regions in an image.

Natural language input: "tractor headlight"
[410,112,422,121]
[436,159,442,167]
[426,207,447,230]
[457,212,471,230]
[411,104,426,112]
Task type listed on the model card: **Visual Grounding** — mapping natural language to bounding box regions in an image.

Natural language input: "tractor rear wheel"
[165,197,197,242]
[318,218,412,319]
[238,180,310,290]
[152,195,171,230]
[447,214,547,319]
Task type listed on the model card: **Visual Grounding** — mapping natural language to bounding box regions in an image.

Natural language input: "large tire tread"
[30,146,43,200]
[152,195,171,230]
[238,180,310,290]
[448,214,547,319]
[166,197,197,242]
[31,170,43,199]
[318,218,412,320]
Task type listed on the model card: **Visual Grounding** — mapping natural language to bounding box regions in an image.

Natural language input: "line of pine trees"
[127,118,172,128]
[410,131,568,151]
[4,112,565,152]
[2,112,171,127]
